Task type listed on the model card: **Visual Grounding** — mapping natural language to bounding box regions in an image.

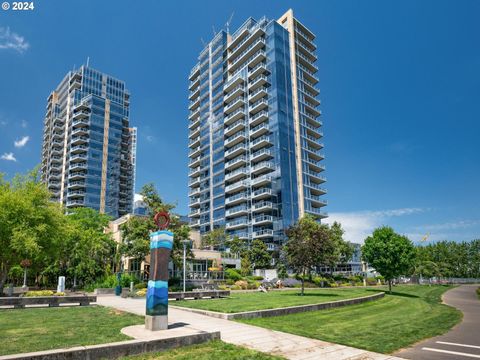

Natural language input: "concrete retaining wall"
[0,331,220,360]
[0,296,96,309]
[172,292,385,320]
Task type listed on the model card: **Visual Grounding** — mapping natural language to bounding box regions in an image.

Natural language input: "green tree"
[227,235,246,258]
[285,215,337,295]
[0,168,66,293]
[64,208,115,287]
[248,239,272,270]
[202,226,228,250]
[362,226,416,293]
[120,183,193,267]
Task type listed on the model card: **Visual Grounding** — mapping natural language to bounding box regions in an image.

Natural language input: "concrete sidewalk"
[97,295,401,360]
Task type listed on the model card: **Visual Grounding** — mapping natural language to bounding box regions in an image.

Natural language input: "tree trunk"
[301,268,305,296]
[388,279,392,293]
[0,265,7,296]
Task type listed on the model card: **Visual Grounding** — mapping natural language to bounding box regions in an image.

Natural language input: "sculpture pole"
[145,212,173,331]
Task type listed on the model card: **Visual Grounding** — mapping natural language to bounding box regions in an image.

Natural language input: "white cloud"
[14,135,30,148]
[324,208,426,244]
[134,193,143,202]
[1,152,16,162]
[0,27,29,54]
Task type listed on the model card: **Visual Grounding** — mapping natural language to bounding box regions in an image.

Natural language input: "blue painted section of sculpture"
[145,230,173,318]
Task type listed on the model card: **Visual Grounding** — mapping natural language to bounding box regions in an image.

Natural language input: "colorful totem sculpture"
[145,211,173,331]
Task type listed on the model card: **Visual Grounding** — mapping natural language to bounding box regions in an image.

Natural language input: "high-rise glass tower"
[188,9,326,250]
[41,65,136,218]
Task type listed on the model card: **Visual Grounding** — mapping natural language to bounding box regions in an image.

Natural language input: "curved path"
[397,284,480,360]
[98,295,401,360]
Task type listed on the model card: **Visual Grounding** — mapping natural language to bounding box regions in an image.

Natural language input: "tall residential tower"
[41,65,136,218]
[188,10,326,249]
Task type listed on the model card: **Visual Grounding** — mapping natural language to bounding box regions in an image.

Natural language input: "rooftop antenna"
[86,56,90,67]
[225,12,234,34]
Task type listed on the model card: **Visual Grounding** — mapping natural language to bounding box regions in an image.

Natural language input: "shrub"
[230,285,241,290]
[136,289,147,297]
[134,282,147,289]
[252,276,264,281]
[225,268,243,282]
[226,279,235,285]
[234,280,248,290]
[313,276,329,287]
[330,282,338,287]
[53,292,65,296]
[24,290,54,297]
[218,285,229,290]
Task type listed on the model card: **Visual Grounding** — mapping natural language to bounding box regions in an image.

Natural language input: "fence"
[169,270,224,281]
[417,277,480,285]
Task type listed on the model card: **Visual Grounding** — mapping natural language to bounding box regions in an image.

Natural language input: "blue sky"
[1,0,479,244]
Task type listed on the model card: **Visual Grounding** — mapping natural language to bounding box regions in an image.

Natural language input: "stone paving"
[97,295,402,360]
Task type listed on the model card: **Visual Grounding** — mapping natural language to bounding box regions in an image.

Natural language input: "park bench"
[0,295,96,309]
[168,290,229,300]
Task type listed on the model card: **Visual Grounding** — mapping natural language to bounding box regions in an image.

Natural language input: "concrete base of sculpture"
[145,315,168,331]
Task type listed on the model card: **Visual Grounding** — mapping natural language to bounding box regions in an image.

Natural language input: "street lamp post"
[181,240,190,293]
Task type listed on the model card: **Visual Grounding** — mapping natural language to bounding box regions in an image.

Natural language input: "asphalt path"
[397,284,480,360]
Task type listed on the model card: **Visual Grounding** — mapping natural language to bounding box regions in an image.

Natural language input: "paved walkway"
[396,284,480,360]
[97,295,401,360]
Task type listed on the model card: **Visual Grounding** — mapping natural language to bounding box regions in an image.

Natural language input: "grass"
[239,285,462,354]
[122,340,283,359]
[172,288,372,313]
[0,306,143,356]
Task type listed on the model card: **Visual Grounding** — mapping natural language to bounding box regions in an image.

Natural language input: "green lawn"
[122,340,283,360]
[239,285,462,354]
[0,306,143,356]
[172,288,372,313]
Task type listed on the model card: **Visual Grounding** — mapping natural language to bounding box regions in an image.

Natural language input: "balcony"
[296,40,317,62]
[224,107,245,126]
[225,205,248,218]
[250,135,272,151]
[190,219,201,227]
[189,208,201,217]
[252,215,273,225]
[224,73,245,93]
[249,98,268,115]
[226,218,249,230]
[249,74,269,92]
[224,85,245,104]
[252,201,274,213]
[189,198,201,207]
[225,156,247,171]
[189,177,201,187]
[188,187,200,197]
[251,161,274,176]
[66,199,84,207]
[70,154,87,163]
[189,166,201,177]
[304,158,325,173]
[248,62,268,80]
[225,192,248,206]
[251,148,273,163]
[249,110,268,127]
[229,27,265,60]
[189,146,201,158]
[251,174,272,188]
[71,128,89,137]
[67,181,85,190]
[247,49,267,69]
[189,87,200,101]
[225,180,249,194]
[188,136,201,149]
[189,96,200,111]
[189,76,200,91]
[296,50,318,73]
[188,108,200,121]
[225,167,249,182]
[189,156,201,168]
[224,131,247,148]
[67,190,85,198]
[228,38,266,73]
[224,120,246,137]
[189,64,200,80]
[304,182,327,195]
[72,110,90,120]
[307,195,328,207]
[252,188,272,200]
[253,229,274,238]
[225,143,247,159]
[69,162,87,172]
[249,123,269,139]
[305,207,328,219]
[189,126,201,140]
[248,87,268,103]
[68,172,86,181]
[224,97,245,114]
